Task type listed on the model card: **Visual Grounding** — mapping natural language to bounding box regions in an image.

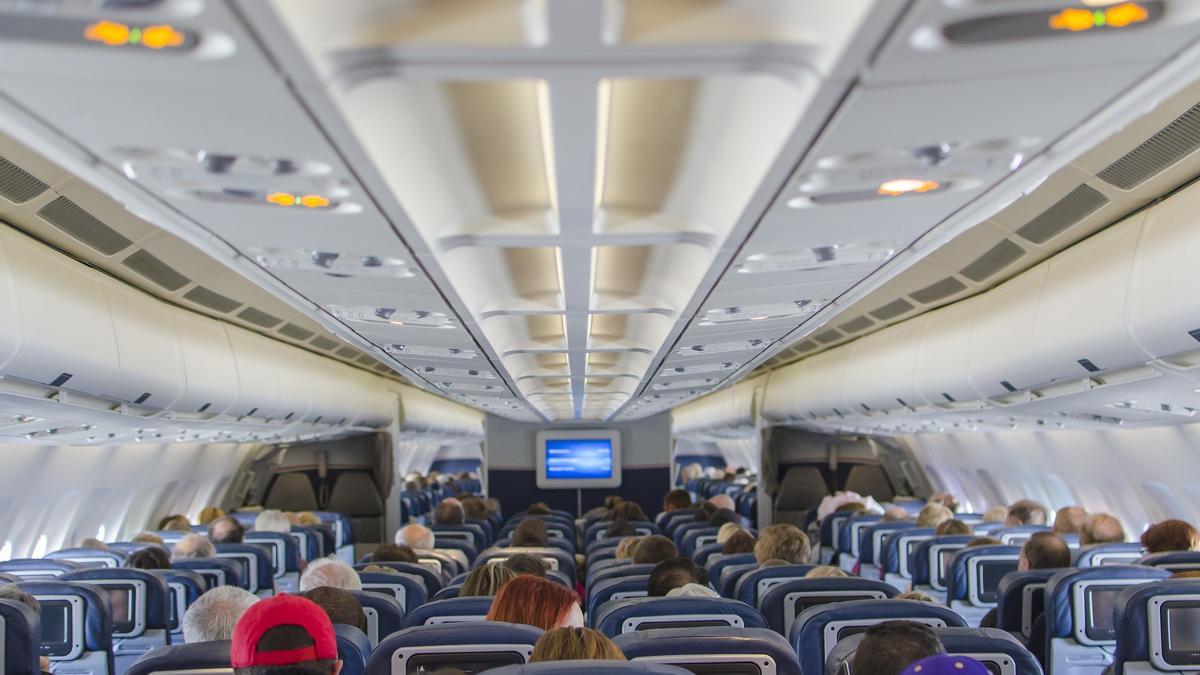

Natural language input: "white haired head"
[253,509,292,534]
[171,534,215,560]
[181,586,258,643]
[396,524,435,550]
[299,557,362,592]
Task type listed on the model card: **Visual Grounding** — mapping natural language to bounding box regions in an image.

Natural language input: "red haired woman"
[486,574,584,630]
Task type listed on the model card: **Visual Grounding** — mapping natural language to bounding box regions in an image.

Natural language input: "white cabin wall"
[0,441,254,559]
[900,422,1200,537]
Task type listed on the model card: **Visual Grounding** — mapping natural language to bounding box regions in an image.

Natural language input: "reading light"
[878,178,940,196]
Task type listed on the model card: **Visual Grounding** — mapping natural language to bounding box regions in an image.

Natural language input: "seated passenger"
[359,564,399,575]
[230,594,341,675]
[485,498,503,520]
[916,503,953,529]
[1053,506,1087,534]
[299,558,363,592]
[79,537,108,550]
[1141,519,1200,553]
[805,565,850,578]
[896,591,937,603]
[901,655,989,675]
[583,496,621,520]
[632,535,678,565]
[693,502,718,523]
[647,557,712,597]
[615,536,642,560]
[303,586,367,633]
[966,536,1002,548]
[486,575,584,630]
[296,512,321,527]
[663,489,692,514]
[461,564,517,597]
[1005,500,1049,526]
[171,533,216,559]
[531,627,625,663]
[722,530,756,555]
[396,523,435,550]
[605,518,636,538]
[982,506,1008,524]
[929,492,960,513]
[708,494,737,513]
[253,509,292,534]
[527,502,553,516]
[612,501,647,523]
[159,514,192,532]
[1079,513,1126,545]
[198,506,225,525]
[462,497,489,522]
[504,554,549,578]
[979,531,1070,628]
[717,522,744,544]
[0,583,53,673]
[754,524,811,565]
[709,508,741,529]
[883,506,912,522]
[935,519,971,536]
[666,583,720,598]
[209,515,246,544]
[373,543,419,563]
[126,546,171,570]
[434,498,466,525]
[850,620,945,675]
[183,586,259,643]
[131,532,165,545]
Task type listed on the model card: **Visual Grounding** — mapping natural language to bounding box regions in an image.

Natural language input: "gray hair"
[171,534,216,559]
[253,509,292,534]
[395,524,434,550]
[299,557,362,592]
[181,586,258,643]
[0,583,41,614]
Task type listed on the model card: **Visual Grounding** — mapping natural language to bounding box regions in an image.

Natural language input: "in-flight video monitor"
[535,430,622,489]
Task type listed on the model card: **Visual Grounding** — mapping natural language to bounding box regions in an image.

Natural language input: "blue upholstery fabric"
[881,527,935,577]
[669,522,709,548]
[0,558,81,578]
[18,579,115,674]
[334,623,372,675]
[355,562,442,595]
[860,521,914,569]
[430,538,479,565]
[400,597,494,629]
[1071,542,1144,567]
[760,577,899,635]
[431,584,461,601]
[125,640,231,675]
[585,558,631,585]
[432,524,488,550]
[60,568,171,633]
[911,535,973,587]
[995,569,1058,635]
[289,525,324,560]
[47,548,127,568]
[706,553,756,590]
[357,572,428,613]
[243,531,301,574]
[0,598,41,675]
[691,542,724,566]
[592,596,767,639]
[614,626,801,675]
[487,660,691,674]
[679,527,719,559]
[585,521,659,544]
[1111,579,1200,671]
[837,515,881,557]
[170,558,243,591]
[946,545,1021,603]
[587,576,650,622]
[588,564,654,588]
[476,548,577,585]
[496,536,574,556]
[823,627,1043,675]
[351,590,405,645]
[1042,565,1169,648]
[315,511,354,548]
[365,622,542,675]
[1138,551,1200,572]
[718,563,758,598]
[732,564,817,608]
[993,526,1051,546]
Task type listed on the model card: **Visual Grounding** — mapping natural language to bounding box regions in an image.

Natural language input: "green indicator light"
[1094,10,1106,26]
[129,26,141,44]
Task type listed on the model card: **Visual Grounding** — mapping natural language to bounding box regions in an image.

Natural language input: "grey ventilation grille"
[1014,184,1109,245]
[792,339,818,353]
[910,277,968,304]
[1098,100,1200,189]
[355,354,376,366]
[870,298,915,321]
[838,316,874,334]
[0,156,48,204]
[237,307,282,329]
[279,323,314,341]
[960,239,1026,283]
[813,329,842,344]
[183,286,241,313]
[311,336,339,351]
[121,249,190,291]
[336,346,358,358]
[38,196,132,255]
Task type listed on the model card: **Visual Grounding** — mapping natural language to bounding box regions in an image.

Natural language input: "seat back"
[0,558,81,579]
[732,564,817,608]
[46,548,127,569]
[213,543,274,595]
[431,524,487,550]
[589,563,655,588]
[1043,565,1170,674]
[60,568,171,672]
[1111,578,1200,673]
[365,621,541,674]
[860,521,915,576]
[498,536,575,556]
[586,521,659,544]
[18,579,114,675]
[355,562,442,596]
[486,661,691,674]
[911,535,973,596]
[586,558,632,585]
[837,515,882,564]
[1072,542,1144,567]
[0,598,42,675]
[706,553,757,593]
[476,548,577,585]
[315,511,354,550]
[125,640,232,675]
[168,558,243,591]
[430,537,479,566]
[587,576,650,623]
[945,545,1022,626]
[1139,551,1200,574]
[334,623,372,675]
[350,590,405,647]
[993,526,1052,547]
[880,527,935,588]
[501,517,574,542]
[718,562,759,598]
[290,525,326,560]
[356,572,427,614]
[995,569,1059,643]
[144,569,205,642]
[679,527,720,559]
[614,626,802,675]
[593,596,767,638]
[400,597,494,628]
[824,627,1043,675]
[243,531,301,582]
[760,576,899,636]
[789,598,968,675]
[691,542,725,566]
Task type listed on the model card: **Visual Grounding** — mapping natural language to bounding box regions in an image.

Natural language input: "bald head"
[708,495,736,512]
[1020,532,1071,571]
[1053,507,1087,534]
[396,523,435,550]
[171,534,215,560]
[1080,513,1126,545]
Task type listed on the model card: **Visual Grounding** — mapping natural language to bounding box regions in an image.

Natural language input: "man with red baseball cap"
[231,594,342,675]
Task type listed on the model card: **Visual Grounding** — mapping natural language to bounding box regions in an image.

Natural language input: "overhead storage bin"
[398,386,484,439]
[170,310,241,415]
[103,283,186,409]
[0,229,20,372]
[914,298,980,406]
[224,325,284,420]
[839,315,925,413]
[968,267,1049,399]
[673,375,764,436]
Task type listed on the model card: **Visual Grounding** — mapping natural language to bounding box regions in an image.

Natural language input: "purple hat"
[900,655,991,675]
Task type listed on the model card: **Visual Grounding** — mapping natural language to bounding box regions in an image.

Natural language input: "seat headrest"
[0,598,41,675]
[1112,578,1200,671]
[400,596,494,629]
[46,548,128,568]
[366,621,542,674]
[0,558,81,578]
[477,548,577,583]
[17,580,114,656]
[334,624,371,675]
[995,568,1059,634]
[124,640,231,675]
[678,527,719,558]
[1072,542,1143,567]
[861,522,915,566]
[60,567,172,632]
[823,627,1039,675]
[243,532,301,574]
[614,626,800,675]
[759,577,899,635]
[1139,551,1200,572]
[357,571,428,611]
[213,543,274,591]
[945,544,1021,604]
[0,572,21,584]
[590,564,655,587]
[486,660,691,674]
[837,515,882,554]
[880,527,935,576]
[911,536,973,586]
[170,557,244,591]
[592,596,768,639]
[587,576,650,622]
[789,598,968,675]
[732,564,817,607]
[705,553,756,582]
[1043,564,1169,642]
[356,562,442,595]
[993,525,1051,546]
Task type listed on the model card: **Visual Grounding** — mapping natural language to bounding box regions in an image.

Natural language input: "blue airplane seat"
[46,548,127,569]
[993,525,1052,547]
[431,584,462,601]
[819,513,855,565]
[995,569,1059,644]
[836,515,882,572]
[1111,578,1200,673]
[18,579,115,675]
[0,598,42,675]
[911,535,974,601]
[399,596,493,629]
[334,623,371,675]
[212,543,274,596]
[495,536,574,556]
[585,521,659,544]
[432,524,488,551]
[669,522,710,548]
[759,576,898,636]
[679,527,720,559]
[60,567,171,673]
[859,521,916,580]
[586,576,650,624]
[354,562,442,596]
[1073,542,1144,567]
[289,525,325,559]
[706,553,756,587]
[350,590,404,647]
[356,572,427,613]
[945,544,1021,626]
[144,569,205,641]
[501,517,574,542]
[0,571,21,583]
[789,598,968,675]
[733,564,818,609]
[124,640,231,675]
[585,537,622,558]
[588,563,655,588]
[718,562,759,598]
[1042,565,1170,675]
[1139,551,1200,574]
[487,660,691,674]
[691,542,724,566]
[0,558,81,579]
[592,596,767,639]
[365,621,541,675]
[243,531,301,591]
[169,558,243,591]
[880,527,936,591]
[586,557,631,582]
[314,512,354,549]
[430,537,479,565]
[476,548,577,585]
[824,626,1043,675]
[587,547,618,566]
[614,626,801,675]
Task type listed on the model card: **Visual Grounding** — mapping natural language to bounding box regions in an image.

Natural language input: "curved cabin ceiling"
[0,1,1198,421]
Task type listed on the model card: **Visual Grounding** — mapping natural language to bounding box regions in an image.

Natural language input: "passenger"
[1172,571,1200,579]
[935,519,972,536]
[663,489,692,514]
[198,507,225,525]
[928,492,960,513]
[461,497,488,522]
[583,496,621,520]
[615,536,642,560]
[901,655,990,675]
[754,524,811,564]
[395,523,436,550]
[209,515,246,544]
[359,564,399,575]
[171,533,216,559]
[79,537,108,550]
[513,519,551,547]
[679,463,704,484]
[126,546,171,570]
[461,564,517,597]
[966,536,1003,548]
[612,500,647,523]
[299,558,362,592]
[707,494,737,513]
[131,532,165,545]
[605,518,636,538]
[486,575,584,630]
[285,511,302,527]
[434,498,466,525]
[647,557,712,597]
[692,502,718,523]
[979,532,1070,627]
[666,583,721,598]
[158,515,192,532]
[0,584,53,673]
[527,502,552,516]
[722,530,756,555]
[1142,519,1200,553]
[230,594,341,675]
[1053,506,1087,534]
[484,498,503,520]
[372,543,419,563]
[805,565,850,578]
[530,626,625,662]
[717,522,744,544]
[303,586,367,633]
[882,506,912,522]
[982,506,1008,524]
[896,590,937,603]
[916,503,954,529]
[1080,513,1126,545]
[709,508,740,529]
[183,586,258,643]
[253,509,292,534]
[632,535,678,565]
[849,620,945,675]
[1005,500,1049,526]
[504,554,549,577]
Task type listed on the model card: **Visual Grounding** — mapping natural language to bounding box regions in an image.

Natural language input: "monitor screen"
[106,586,135,633]
[226,557,251,584]
[406,651,526,674]
[1165,603,1200,665]
[39,601,71,657]
[938,549,959,583]
[633,618,730,631]
[545,438,614,479]
[167,586,180,631]
[1085,586,1123,641]
[673,663,761,675]
[976,559,1018,603]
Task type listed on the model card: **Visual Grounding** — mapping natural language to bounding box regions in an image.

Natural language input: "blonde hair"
[805,565,849,578]
[615,536,642,560]
[983,506,1009,523]
[461,563,517,597]
[531,627,626,663]
[717,522,745,544]
[297,512,321,526]
[916,503,954,528]
[754,524,811,564]
[897,590,937,603]
[198,507,225,525]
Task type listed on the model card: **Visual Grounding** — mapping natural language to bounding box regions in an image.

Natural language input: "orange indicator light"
[140,25,186,49]
[265,192,297,206]
[83,20,186,48]
[84,20,131,46]
[300,194,331,209]
[1105,2,1149,27]
[1049,3,1149,31]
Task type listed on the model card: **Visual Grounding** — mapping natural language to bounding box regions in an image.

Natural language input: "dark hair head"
[632,535,678,565]
[462,498,488,520]
[1022,532,1071,570]
[1006,500,1049,526]
[693,503,718,523]
[612,501,646,523]
[1142,519,1200,554]
[208,516,246,544]
[709,508,739,528]
[647,557,709,597]
[504,554,549,577]
[236,625,336,675]
[373,544,418,563]
[722,530,756,555]
[604,518,635,539]
[849,620,945,675]
[513,519,550,548]
[527,502,551,516]
[603,496,623,511]
[434,500,466,526]
[935,520,972,536]
[126,546,171,570]
[302,586,366,633]
[663,489,692,513]
[158,515,192,532]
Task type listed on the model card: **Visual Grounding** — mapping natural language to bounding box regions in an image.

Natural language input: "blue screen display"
[545,438,614,479]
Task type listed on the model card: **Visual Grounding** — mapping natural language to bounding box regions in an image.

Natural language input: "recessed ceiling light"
[699,300,820,326]
[330,306,455,329]
[878,178,940,196]
[737,242,897,274]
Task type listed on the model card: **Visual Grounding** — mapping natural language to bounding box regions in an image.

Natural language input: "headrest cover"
[901,654,990,675]
[230,594,338,667]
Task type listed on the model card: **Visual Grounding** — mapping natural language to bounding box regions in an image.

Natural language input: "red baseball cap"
[230,594,338,668]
